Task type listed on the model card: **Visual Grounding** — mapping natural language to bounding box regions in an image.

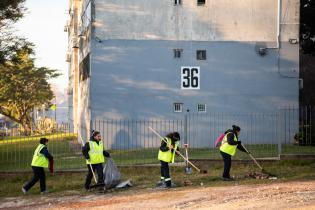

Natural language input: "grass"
[0,135,314,171]
[0,160,314,198]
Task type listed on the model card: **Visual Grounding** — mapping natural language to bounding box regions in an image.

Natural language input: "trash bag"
[103,158,121,189]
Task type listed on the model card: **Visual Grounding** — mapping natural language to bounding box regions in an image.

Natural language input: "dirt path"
[1,181,315,210]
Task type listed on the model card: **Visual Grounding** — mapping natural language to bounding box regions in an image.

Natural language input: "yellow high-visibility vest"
[86,140,105,164]
[31,144,49,168]
[220,132,238,156]
[158,137,178,163]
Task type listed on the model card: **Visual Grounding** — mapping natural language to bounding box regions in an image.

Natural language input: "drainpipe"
[266,0,281,49]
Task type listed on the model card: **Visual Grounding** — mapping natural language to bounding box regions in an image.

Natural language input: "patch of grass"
[0,160,314,198]
[1,139,315,172]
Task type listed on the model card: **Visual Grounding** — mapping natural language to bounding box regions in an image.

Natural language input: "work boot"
[40,190,49,194]
[223,177,235,181]
[158,183,171,189]
[156,180,165,187]
[22,187,27,194]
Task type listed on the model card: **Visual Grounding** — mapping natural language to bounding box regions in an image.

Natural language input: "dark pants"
[85,163,104,189]
[220,151,232,178]
[23,166,46,192]
[160,161,171,187]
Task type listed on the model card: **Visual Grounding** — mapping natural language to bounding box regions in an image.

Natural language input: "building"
[67,0,300,147]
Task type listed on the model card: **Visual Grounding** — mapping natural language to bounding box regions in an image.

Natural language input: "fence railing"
[0,108,314,172]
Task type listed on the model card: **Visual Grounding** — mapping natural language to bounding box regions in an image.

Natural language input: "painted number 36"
[181,67,200,89]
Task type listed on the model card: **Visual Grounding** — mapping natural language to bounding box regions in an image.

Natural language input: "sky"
[15,0,69,92]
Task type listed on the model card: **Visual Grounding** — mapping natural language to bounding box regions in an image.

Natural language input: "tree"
[0,0,26,65]
[300,0,315,54]
[0,44,60,134]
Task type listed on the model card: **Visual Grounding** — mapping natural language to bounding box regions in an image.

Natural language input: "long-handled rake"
[241,143,276,177]
[148,127,207,174]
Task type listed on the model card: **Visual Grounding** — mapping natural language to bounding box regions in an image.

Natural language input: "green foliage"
[0,45,60,134]
[0,0,25,23]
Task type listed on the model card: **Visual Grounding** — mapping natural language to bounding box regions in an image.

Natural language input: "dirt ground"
[1,180,315,210]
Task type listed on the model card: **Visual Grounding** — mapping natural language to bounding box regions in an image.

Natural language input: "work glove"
[103,151,110,158]
[49,159,54,175]
[237,141,242,145]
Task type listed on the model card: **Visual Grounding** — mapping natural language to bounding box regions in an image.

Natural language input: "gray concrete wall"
[81,0,300,147]
[89,40,299,147]
[94,0,299,42]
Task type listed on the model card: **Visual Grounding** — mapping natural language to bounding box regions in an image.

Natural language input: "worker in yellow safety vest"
[157,132,180,188]
[22,138,54,194]
[220,125,249,181]
[82,130,110,190]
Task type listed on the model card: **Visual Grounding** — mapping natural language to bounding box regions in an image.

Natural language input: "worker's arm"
[40,147,53,161]
[103,150,110,157]
[82,142,90,160]
[227,133,238,145]
[160,139,170,151]
[237,142,248,153]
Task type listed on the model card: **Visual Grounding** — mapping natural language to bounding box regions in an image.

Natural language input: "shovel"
[184,144,192,174]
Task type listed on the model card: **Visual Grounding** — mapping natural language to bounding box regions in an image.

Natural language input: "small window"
[174,103,183,112]
[79,53,90,81]
[196,50,206,60]
[174,49,183,58]
[197,0,206,6]
[174,0,182,5]
[197,104,206,112]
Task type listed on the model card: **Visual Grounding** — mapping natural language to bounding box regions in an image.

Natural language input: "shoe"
[40,190,49,194]
[158,183,171,189]
[223,177,235,181]
[22,187,27,194]
[156,180,165,187]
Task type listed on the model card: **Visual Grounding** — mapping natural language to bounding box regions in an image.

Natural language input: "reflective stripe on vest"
[87,140,105,164]
[158,137,178,163]
[31,144,49,168]
[220,132,238,156]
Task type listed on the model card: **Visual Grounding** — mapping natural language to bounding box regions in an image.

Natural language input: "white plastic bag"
[103,158,121,189]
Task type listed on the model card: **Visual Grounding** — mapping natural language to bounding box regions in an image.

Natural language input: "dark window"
[197,104,206,112]
[174,103,183,112]
[79,53,90,81]
[174,49,183,58]
[196,50,206,60]
[197,0,206,5]
[174,0,182,5]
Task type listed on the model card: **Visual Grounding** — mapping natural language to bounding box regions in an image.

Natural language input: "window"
[197,0,206,6]
[196,50,206,60]
[79,53,90,81]
[197,104,206,112]
[174,0,182,5]
[174,49,183,58]
[174,103,183,112]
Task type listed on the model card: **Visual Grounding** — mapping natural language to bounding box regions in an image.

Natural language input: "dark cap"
[232,125,241,132]
[173,132,180,141]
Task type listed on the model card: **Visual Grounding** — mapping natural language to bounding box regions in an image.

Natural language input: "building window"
[174,103,183,113]
[196,50,206,60]
[174,49,183,58]
[197,0,206,6]
[79,53,90,81]
[174,0,182,5]
[197,104,206,112]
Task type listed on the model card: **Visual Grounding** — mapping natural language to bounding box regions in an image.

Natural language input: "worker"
[220,125,249,181]
[22,138,54,194]
[157,132,180,188]
[82,130,110,190]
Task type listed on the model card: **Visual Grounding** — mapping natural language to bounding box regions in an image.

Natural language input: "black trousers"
[23,166,46,192]
[160,160,171,187]
[85,163,104,189]
[220,151,232,178]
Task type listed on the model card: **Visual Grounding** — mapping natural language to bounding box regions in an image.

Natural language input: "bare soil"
[1,181,315,210]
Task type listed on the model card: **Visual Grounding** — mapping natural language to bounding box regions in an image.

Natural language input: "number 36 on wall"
[181,66,200,90]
